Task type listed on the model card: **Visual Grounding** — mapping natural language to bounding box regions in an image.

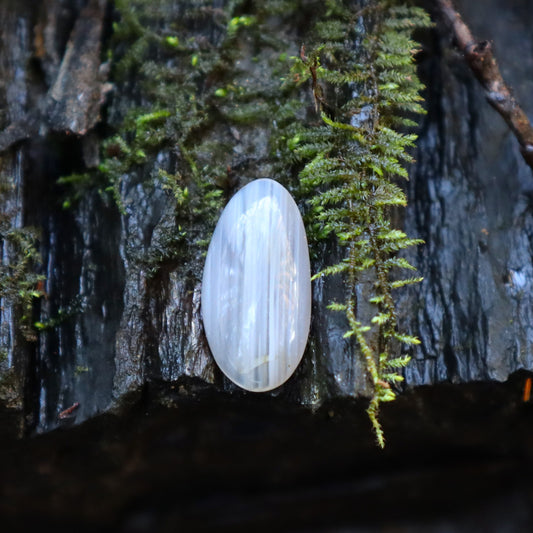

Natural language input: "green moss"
[285,1,431,446]
[75,365,90,376]
[33,299,81,331]
[0,206,45,343]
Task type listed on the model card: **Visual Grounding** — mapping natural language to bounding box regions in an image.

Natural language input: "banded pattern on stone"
[201,179,311,392]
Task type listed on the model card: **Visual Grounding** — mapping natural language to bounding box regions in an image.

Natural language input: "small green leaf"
[164,36,179,48]
[390,276,423,289]
[385,355,412,368]
[327,302,348,312]
[393,333,421,345]
[371,312,392,325]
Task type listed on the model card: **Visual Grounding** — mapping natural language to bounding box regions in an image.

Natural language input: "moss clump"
[285,1,431,446]
[0,198,44,344]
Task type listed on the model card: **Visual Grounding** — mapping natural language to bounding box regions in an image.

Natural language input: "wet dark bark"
[0,0,120,435]
[402,0,533,386]
[1,0,533,528]
[0,0,532,422]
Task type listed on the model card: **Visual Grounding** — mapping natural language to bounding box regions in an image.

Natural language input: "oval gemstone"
[201,178,311,392]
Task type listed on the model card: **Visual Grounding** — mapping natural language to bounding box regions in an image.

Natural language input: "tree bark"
[1,0,533,437]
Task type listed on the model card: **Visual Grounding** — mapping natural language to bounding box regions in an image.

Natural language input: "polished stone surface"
[201,179,311,392]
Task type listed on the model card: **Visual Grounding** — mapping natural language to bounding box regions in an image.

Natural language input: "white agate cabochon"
[201,178,311,392]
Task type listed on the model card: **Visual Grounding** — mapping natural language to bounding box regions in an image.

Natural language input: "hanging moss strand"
[293,1,431,447]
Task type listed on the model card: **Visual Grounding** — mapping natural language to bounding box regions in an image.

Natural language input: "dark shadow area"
[1,371,533,532]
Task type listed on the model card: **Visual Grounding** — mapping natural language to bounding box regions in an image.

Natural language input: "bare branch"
[435,0,533,170]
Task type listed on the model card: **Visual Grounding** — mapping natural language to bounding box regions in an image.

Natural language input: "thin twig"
[435,0,533,170]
